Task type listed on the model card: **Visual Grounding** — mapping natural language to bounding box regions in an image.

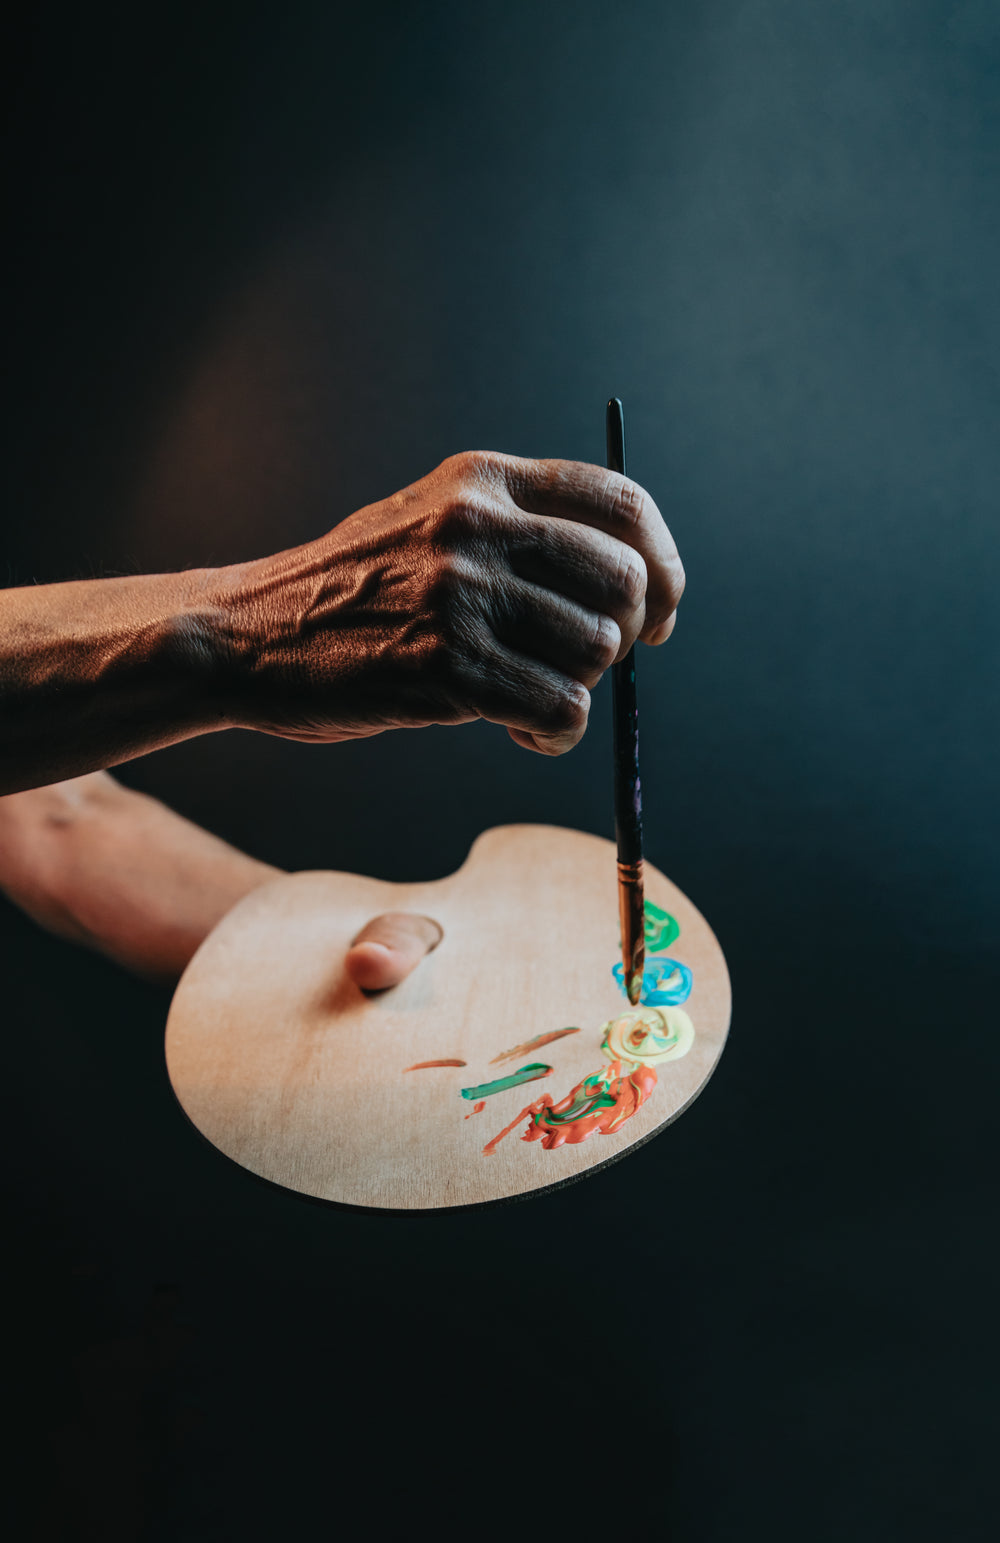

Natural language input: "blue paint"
[612,954,693,1006]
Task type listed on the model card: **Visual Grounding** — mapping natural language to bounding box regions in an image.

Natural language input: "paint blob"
[482,1059,658,1154]
[643,900,679,953]
[460,1063,553,1101]
[601,1005,694,1066]
[406,892,699,1163]
[490,1027,580,1064]
[612,955,693,1006]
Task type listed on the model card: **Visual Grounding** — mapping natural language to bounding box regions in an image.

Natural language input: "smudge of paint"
[643,900,679,953]
[490,1027,581,1064]
[612,954,693,1006]
[601,1006,694,1066]
[404,1059,467,1070]
[460,1063,553,1101]
[475,903,699,1160]
[482,1059,658,1155]
[464,1099,487,1120]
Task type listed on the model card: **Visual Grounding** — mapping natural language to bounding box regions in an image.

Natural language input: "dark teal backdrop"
[3,3,996,1537]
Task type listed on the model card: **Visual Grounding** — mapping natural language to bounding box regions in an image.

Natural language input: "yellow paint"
[600,1005,695,1066]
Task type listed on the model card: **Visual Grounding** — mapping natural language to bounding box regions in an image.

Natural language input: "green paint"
[643,899,679,952]
[460,1063,553,1100]
[534,1068,619,1127]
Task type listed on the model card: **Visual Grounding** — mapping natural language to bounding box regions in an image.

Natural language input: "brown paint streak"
[490,1028,581,1064]
[404,1059,467,1071]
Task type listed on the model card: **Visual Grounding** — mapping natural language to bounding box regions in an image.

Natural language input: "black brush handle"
[608,399,643,866]
[608,397,645,1005]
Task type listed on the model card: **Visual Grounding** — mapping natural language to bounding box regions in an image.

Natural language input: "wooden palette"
[165,824,731,1211]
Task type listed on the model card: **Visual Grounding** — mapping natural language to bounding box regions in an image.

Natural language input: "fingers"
[504,724,580,756]
[648,610,678,644]
[464,644,592,756]
[345,911,443,991]
[489,577,623,686]
[479,452,685,642]
[502,516,646,660]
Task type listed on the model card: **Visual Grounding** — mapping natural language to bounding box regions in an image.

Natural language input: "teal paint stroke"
[612,954,693,1006]
[460,1063,553,1100]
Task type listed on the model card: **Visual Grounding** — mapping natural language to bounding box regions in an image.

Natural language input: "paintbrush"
[607,397,645,1006]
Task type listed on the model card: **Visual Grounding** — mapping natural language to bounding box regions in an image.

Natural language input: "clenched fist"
[211,450,685,756]
[0,449,684,792]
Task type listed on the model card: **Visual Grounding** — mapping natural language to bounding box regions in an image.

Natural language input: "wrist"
[193,559,271,731]
[199,546,356,736]
[165,562,265,732]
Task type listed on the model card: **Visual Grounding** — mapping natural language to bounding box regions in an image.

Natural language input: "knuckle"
[645,555,686,636]
[422,548,473,612]
[609,475,647,531]
[418,558,469,642]
[616,548,647,611]
[422,551,458,600]
[430,492,489,546]
[453,448,501,483]
[590,613,621,671]
[544,680,590,736]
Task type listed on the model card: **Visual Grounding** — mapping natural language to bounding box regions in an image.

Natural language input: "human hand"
[212,450,685,755]
[0,772,443,989]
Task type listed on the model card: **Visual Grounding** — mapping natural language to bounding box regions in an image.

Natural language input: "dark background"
[3,1,997,1537]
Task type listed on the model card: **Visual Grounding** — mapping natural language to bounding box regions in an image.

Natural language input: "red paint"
[404,1059,467,1071]
[482,1060,658,1156]
[464,1099,487,1120]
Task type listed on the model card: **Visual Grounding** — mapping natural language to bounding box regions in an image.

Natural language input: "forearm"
[0,772,282,983]
[0,568,234,793]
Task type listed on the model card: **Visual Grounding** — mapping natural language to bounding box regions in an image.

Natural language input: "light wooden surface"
[165,825,731,1210]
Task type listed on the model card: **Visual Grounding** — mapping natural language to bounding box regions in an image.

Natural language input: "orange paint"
[464,1099,487,1120]
[482,1059,658,1155]
[404,1059,467,1071]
